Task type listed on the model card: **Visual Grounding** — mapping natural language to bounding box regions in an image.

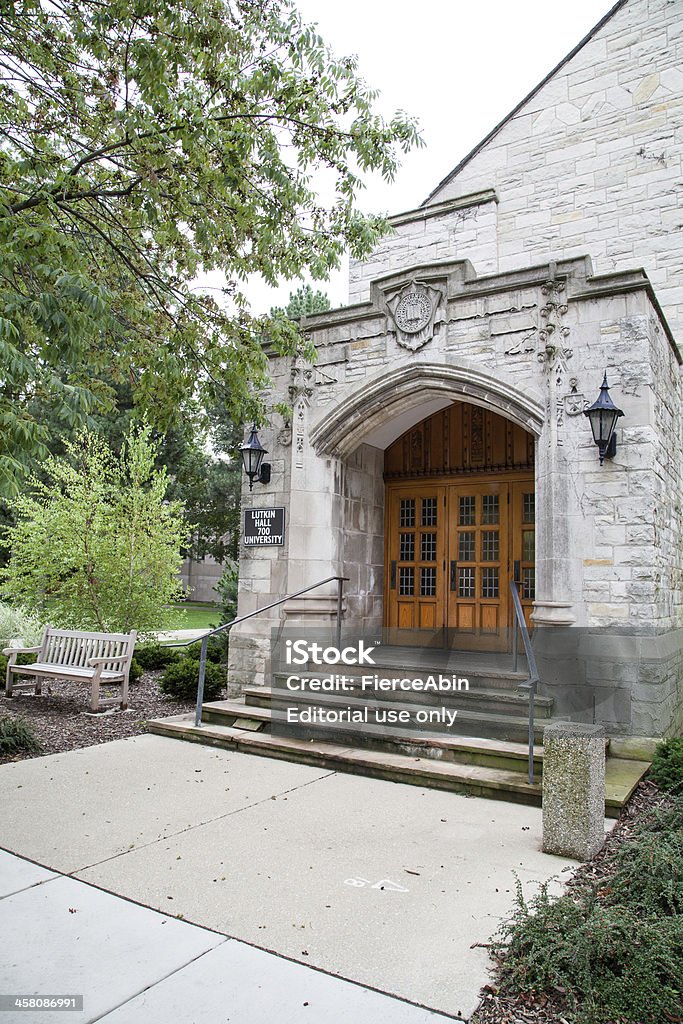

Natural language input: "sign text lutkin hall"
[229,0,683,742]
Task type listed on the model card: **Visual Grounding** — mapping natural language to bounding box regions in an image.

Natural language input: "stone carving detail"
[294,399,306,469]
[537,278,572,373]
[504,329,537,357]
[289,354,314,404]
[564,378,586,416]
[386,280,443,352]
[276,423,292,447]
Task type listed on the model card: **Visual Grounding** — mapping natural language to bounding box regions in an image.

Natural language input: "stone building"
[229,0,683,739]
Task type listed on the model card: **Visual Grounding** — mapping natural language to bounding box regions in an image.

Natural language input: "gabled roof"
[421,0,630,208]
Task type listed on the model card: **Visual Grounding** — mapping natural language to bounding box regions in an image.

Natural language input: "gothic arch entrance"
[383,402,535,650]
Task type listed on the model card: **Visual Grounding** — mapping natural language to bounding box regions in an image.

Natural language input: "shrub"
[610,813,683,916]
[129,657,143,685]
[134,642,180,671]
[0,716,41,756]
[492,799,683,1023]
[159,655,225,702]
[649,737,683,793]
[0,602,44,647]
[185,637,225,663]
[494,881,683,1024]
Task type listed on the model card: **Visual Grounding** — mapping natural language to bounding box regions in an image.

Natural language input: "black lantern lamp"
[240,425,271,490]
[583,373,624,464]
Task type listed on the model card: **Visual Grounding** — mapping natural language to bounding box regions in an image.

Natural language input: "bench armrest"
[2,645,41,657]
[87,654,132,667]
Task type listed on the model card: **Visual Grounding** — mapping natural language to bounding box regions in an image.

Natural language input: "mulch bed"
[0,670,198,764]
[471,779,668,1024]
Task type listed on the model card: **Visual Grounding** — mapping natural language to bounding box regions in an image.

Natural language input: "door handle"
[513,560,521,585]
[450,560,457,591]
[390,560,397,589]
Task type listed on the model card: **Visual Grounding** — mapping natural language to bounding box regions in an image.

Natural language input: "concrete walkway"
[0,735,582,1021]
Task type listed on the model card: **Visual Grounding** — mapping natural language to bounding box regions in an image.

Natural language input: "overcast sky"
[245,0,615,312]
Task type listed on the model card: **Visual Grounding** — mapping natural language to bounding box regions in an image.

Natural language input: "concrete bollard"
[542,722,606,860]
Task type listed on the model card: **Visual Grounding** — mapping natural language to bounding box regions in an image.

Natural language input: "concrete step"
[147,711,649,816]
[243,686,556,744]
[148,714,544,807]
[200,699,545,775]
[271,672,554,717]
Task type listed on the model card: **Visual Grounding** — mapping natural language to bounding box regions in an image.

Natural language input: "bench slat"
[12,664,125,681]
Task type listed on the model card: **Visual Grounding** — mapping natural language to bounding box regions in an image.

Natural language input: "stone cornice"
[388,190,497,228]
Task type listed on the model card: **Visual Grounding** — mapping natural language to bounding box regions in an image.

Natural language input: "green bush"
[610,811,683,916]
[185,636,225,663]
[0,602,44,647]
[492,799,683,1024]
[159,655,225,702]
[649,737,683,793]
[495,883,683,1024]
[134,642,180,671]
[129,657,143,685]
[0,715,41,756]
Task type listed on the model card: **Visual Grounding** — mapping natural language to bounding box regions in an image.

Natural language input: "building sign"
[244,508,286,546]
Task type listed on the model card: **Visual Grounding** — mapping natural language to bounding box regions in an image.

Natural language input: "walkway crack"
[70,769,338,876]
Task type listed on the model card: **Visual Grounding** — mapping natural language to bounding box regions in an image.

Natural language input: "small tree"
[271,286,332,320]
[1,426,188,633]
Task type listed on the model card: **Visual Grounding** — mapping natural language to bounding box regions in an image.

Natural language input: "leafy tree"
[0,425,188,632]
[0,0,421,496]
[271,284,331,319]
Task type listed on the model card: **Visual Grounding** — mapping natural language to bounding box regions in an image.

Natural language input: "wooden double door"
[385,475,535,650]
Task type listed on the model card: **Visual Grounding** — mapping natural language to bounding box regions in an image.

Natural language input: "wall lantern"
[240,425,271,490]
[583,372,624,464]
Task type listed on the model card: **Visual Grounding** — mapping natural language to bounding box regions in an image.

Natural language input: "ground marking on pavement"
[343,877,409,892]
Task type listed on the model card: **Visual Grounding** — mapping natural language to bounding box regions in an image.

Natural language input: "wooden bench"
[3,627,137,712]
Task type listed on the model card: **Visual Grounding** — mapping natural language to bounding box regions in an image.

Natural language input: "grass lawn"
[162,603,221,630]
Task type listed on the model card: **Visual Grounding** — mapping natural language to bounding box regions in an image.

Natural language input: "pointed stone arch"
[309,362,544,458]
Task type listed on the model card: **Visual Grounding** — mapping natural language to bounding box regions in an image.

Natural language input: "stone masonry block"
[543,722,606,860]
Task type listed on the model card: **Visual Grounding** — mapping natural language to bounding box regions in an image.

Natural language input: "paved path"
[0,735,582,1020]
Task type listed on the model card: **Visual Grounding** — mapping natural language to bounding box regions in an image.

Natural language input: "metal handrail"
[509,581,540,785]
[164,574,348,727]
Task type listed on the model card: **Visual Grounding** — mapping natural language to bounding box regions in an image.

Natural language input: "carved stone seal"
[386,280,443,352]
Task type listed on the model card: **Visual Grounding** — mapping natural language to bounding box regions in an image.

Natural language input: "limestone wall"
[351,0,683,340]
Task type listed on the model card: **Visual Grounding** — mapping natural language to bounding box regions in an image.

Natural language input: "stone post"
[542,722,606,860]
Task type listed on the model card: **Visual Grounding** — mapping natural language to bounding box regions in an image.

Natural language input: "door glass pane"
[523,493,535,524]
[523,529,535,562]
[421,497,437,526]
[400,499,416,527]
[458,567,475,598]
[399,567,414,596]
[458,532,475,561]
[482,530,499,561]
[459,496,476,525]
[482,495,499,524]
[481,567,499,598]
[421,532,437,561]
[523,568,535,600]
[420,567,437,596]
[399,533,414,561]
